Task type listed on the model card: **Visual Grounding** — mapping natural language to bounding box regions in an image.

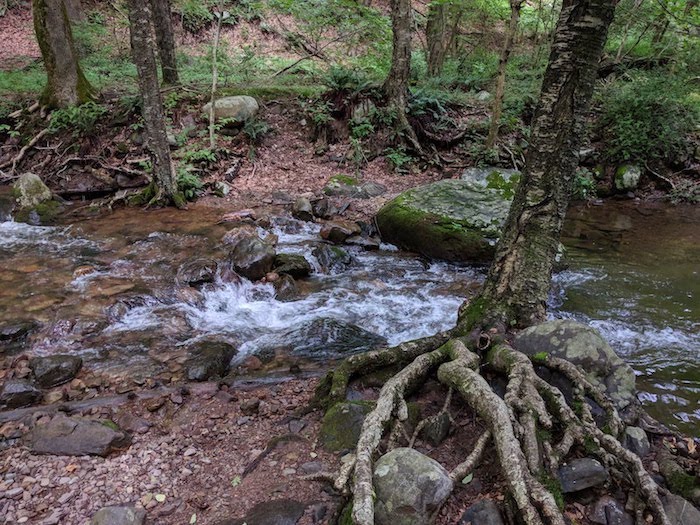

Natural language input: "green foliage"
[176,166,204,201]
[597,72,699,163]
[303,99,333,127]
[177,0,214,33]
[321,65,371,95]
[48,101,108,137]
[384,146,412,173]
[242,118,270,144]
[537,472,565,510]
[178,147,217,165]
[0,123,20,139]
[572,168,597,200]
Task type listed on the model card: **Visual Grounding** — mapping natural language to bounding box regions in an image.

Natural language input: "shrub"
[176,167,204,201]
[178,0,214,33]
[597,72,699,163]
[48,101,108,137]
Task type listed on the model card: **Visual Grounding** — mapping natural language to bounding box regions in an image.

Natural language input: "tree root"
[316,333,671,525]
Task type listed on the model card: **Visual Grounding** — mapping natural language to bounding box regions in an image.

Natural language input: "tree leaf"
[461,473,473,485]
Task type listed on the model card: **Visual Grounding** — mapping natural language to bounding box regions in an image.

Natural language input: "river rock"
[514,320,636,410]
[185,340,237,381]
[662,493,700,525]
[558,457,609,493]
[255,318,386,362]
[273,253,312,279]
[614,165,642,192]
[13,172,52,208]
[0,320,37,353]
[222,225,258,248]
[420,411,451,446]
[273,274,298,301]
[91,505,146,525]
[202,96,259,125]
[29,414,130,456]
[588,496,633,525]
[177,258,218,288]
[320,400,375,452]
[373,447,453,525]
[228,236,276,281]
[292,197,314,222]
[29,355,83,388]
[216,499,306,525]
[623,426,650,457]
[311,197,336,219]
[320,220,361,244]
[458,499,505,525]
[346,234,381,250]
[0,379,42,408]
[312,244,353,273]
[375,179,513,262]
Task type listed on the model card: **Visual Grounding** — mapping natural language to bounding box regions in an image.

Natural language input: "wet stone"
[319,220,361,244]
[185,340,237,382]
[292,197,314,222]
[458,499,505,525]
[176,258,218,288]
[0,379,41,409]
[228,236,276,281]
[311,244,353,273]
[29,355,83,388]
[273,253,312,279]
[558,457,609,493]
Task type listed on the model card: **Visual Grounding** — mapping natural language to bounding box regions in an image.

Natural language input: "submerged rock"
[273,274,299,301]
[185,340,237,381]
[29,414,130,456]
[373,447,453,525]
[255,318,386,361]
[0,321,38,354]
[202,96,259,125]
[312,243,353,273]
[0,379,42,408]
[320,400,375,452]
[91,505,146,525]
[375,179,514,262]
[177,258,218,288]
[558,457,609,493]
[228,236,276,281]
[515,319,636,410]
[29,355,83,388]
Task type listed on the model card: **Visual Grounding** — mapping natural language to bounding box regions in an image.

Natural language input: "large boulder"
[320,400,375,452]
[373,447,453,525]
[0,379,42,409]
[91,505,146,525]
[202,96,259,126]
[228,236,276,281]
[375,179,514,262]
[185,340,237,381]
[514,320,636,410]
[29,355,83,388]
[29,414,130,456]
[461,166,520,190]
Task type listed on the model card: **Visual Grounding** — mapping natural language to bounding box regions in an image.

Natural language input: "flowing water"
[1,189,698,435]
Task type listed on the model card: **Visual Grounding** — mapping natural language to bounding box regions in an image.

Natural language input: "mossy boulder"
[375,179,514,262]
[614,164,642,192]
[320,400,375,452]
[12,173,62,225]
[515,320,636,410]
[273,253,312,279]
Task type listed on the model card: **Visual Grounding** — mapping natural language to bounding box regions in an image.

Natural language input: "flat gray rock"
[0,379,41,408]
[91,505,146,525]
[458,499,505,525]
[29,354,83,388]
[216,499,306,525]
[30,414,130,457]
[559,457,609,493]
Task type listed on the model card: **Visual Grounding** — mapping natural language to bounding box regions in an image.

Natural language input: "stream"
[1,192,698,436]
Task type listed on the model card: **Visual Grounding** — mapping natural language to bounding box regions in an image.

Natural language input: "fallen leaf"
[189,513,197,524]
[461,473,473,485]
[155,494,166,503]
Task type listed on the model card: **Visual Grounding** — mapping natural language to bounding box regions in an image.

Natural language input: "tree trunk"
[384,0,412,110]
[460,0,617,330]
[33,0,94,108]
[485,0,524,149]
[384,0,422,152]
[426,1,449,77]
[127,0,183,207]
[150,0,179,84]
[62,0,82,22]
